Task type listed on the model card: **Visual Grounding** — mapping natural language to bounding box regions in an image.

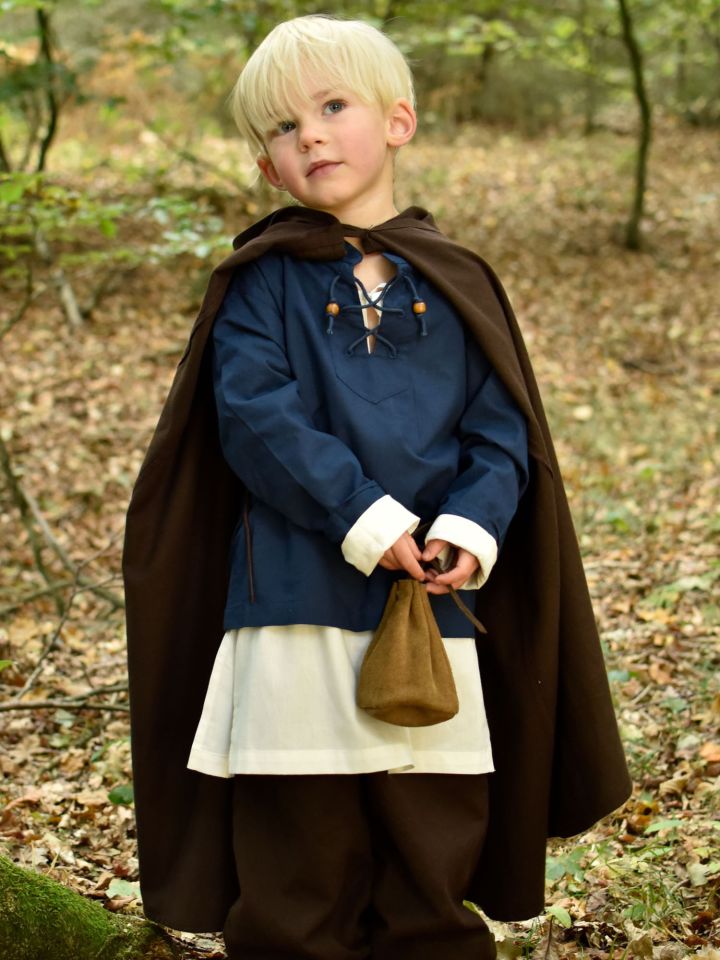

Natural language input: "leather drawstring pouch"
[356,545,487,727]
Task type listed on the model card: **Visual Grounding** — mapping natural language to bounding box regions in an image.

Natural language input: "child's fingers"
[394,536,426,580]
[421,538,448,562]
[378,532,423,575]
[430,550,479,587]
[425,579,450,595]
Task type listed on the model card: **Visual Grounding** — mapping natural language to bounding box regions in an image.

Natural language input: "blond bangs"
[228,15,415,159]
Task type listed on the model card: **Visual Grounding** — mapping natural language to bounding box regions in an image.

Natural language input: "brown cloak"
[122,205,631,929]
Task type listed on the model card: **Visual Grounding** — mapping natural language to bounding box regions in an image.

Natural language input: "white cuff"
[341,495,420,576]
[424,514,498,589]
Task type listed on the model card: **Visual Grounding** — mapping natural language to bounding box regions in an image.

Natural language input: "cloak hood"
[123,204,631,929]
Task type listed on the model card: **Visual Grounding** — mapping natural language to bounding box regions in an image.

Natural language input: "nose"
[296,119,326,151]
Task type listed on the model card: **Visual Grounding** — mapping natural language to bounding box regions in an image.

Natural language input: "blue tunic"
[212,242,529,636]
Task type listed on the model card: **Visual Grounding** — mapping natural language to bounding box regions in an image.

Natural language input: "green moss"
[0,856,177,960]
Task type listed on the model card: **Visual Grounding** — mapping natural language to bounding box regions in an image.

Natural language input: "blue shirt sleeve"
[436,333,529,547]
[211,261,386,543]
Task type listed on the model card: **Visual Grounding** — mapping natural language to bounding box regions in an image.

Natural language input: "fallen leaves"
[1,117,719,960]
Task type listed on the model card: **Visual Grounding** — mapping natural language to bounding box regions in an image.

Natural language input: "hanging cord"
[425,553,488,635]
[242,488,256,604]
[413,522,487,635]
[402,274,428,336]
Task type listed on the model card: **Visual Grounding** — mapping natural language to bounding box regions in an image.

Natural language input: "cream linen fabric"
[186,625,493,777]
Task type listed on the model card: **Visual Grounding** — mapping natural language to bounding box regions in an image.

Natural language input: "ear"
[257,155,286,190]
[386,98,417,149]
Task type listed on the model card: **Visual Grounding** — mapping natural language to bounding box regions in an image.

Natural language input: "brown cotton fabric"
[356,578,460,727]
[122,205,632,930]
[223,772,496,960]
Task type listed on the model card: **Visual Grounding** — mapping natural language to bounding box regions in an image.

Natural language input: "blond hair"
[228,15,415,160]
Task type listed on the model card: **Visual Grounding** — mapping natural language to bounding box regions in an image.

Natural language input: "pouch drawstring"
[413,522,487,635]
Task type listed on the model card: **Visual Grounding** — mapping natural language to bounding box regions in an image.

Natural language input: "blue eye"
[324,100,346,115]
[277,119,296,134]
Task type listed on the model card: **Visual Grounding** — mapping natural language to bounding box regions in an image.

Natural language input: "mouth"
[306,160,341,177]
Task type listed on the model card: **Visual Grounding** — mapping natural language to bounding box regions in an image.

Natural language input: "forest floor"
[0,115,718,958]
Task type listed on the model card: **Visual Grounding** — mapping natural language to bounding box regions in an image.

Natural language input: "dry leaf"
[699,741,720,763]
[627,934,654,958]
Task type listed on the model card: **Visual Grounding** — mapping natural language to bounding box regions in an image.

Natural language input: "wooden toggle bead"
[412,299,427,314]
[325,302,340,316]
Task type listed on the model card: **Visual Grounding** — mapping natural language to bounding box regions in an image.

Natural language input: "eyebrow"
[309,88,341,101]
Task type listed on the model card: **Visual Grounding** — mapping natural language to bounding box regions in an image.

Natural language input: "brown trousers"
[223,772,496,960]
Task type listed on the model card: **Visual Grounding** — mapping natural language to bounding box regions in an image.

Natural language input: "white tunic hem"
[187,744,495,778]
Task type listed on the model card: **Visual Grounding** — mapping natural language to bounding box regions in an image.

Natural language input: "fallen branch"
[12,574,82,702]
[0,265,45,341]
[23,488,125,609]
[0,450,125,610]
[0,433,64,614]
[0,573,121,618]
[33,227,84,328]
[0,698,129,713]
[82,264,141,322]
[2,679,129,713]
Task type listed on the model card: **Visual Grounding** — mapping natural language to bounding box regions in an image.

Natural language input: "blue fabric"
[211,243,529,636]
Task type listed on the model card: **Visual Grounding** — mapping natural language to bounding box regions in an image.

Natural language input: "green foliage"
[640,564,720,610]
[0,171,230,287]
[108,783,134,805]
[0,57,80,106]
[547,903,573,928]
[140,195,228,261]
[106,878,141,899]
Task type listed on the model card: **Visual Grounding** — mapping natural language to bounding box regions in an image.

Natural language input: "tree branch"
[0,265,44,342]
[0,698,129,713]
[33,227,84,329]
[11,574,82,702]
[15,476,125,610]
[140,115,244,191]
[0,438,125,610]
[0,433,64,614]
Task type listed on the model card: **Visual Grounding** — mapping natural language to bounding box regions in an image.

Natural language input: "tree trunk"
[0,855,179,960]
[579,0,599,135]
[617,0,652,250]
[35,8,60,173]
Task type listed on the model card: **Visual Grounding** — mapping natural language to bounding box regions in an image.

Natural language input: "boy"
[123,14,631,960]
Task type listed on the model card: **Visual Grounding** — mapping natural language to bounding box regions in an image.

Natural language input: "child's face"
[256,81,415,224]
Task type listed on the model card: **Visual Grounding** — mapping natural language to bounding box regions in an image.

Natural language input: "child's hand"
[378,531,426,581]
[421,539,480,595]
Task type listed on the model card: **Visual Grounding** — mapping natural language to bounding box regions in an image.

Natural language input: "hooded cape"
[122,205,631,928]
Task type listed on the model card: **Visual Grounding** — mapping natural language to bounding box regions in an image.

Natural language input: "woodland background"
[0,1,718,958]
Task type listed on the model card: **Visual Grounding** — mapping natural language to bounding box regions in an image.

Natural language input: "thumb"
[421,538,447,561]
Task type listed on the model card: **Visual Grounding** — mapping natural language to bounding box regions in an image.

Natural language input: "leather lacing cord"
[324,271,429,354]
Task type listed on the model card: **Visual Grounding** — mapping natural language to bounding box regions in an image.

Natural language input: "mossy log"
[0,855,179,960]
